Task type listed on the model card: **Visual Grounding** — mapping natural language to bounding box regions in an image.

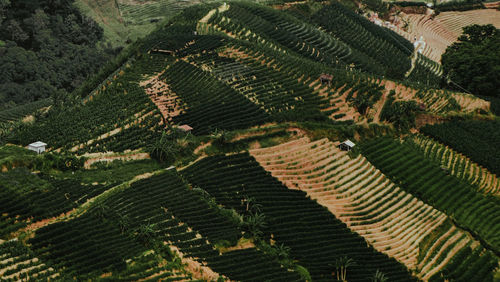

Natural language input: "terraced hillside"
[204,1,413,77]
[420,119,500,176]
[181,153,416,281]
[395,9,500,62]
[10,1,489,153]
[408,134,500,196]
[75,0,205,46]
[361,138,500,254]
[250,137,498,281]
[1,1,499,281]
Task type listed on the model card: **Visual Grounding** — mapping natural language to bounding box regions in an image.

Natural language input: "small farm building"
[339,140,355,151]
[320,74,333,85]
[28,141,47,154]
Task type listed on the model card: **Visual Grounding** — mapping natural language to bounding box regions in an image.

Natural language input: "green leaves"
[442,24,500,97]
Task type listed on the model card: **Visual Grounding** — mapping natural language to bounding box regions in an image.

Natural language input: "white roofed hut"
[339,140,355,151]
[27,141,47,154]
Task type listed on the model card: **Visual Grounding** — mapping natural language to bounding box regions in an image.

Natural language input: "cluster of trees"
[380,91,421,131]
[0,0,118,109]
[434,0,484,13]
[441,24,499,98]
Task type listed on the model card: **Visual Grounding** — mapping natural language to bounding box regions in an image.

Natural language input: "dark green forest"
[0,0,117,109]
[442,24,500,98]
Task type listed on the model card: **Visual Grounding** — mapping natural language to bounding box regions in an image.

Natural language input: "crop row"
[75,114,163,154]
[409,133,499,196]
[360,137,500,253]
[11,82,156,150]
[0,99,52,123]
[217,40,384,120]
[313,2,413,78]
[29,212,146,277]
[160,60,270,135]
[181,153,416,281]
[249,137,498,280]
[9,51,172,151]
[191,49,329,114]
[406,54,442,88]
[27,169,301,280]
[0,170,110,238]
[118,0,196,25]
[114,172,302,281]
[209,2,396,77]
[420,119,500,175]
[0,240,58,281]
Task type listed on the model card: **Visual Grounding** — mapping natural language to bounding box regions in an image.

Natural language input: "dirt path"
[405,49,419,78]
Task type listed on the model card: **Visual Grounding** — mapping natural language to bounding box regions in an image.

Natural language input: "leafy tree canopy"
[0,0,118,110]
[441,24,500,97]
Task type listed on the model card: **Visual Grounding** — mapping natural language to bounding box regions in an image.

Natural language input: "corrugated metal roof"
[342,140,355,147]
[29,141,47,147]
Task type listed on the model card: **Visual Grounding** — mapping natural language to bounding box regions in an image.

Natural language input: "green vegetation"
[428,244,497,281]
[28,170,303,280]
[0,0,116,109]
[406,54,443,88]
[56,159,162,184]
[0,0,498,280]
[74,0,203,48]
[161,59,271,134]
[380,91,421,130]
[348,83,383,115]
[409,133,500,195]
[0,168,112,237]
[207,1,419,80]
[420,119,500,175]
[361,138,500,255]
[313,2,413,79]
[435,0,485,12]
[182,153,416,281]
[0,145,84,172]
[10,54,165,151]
[0,98,51,123]
[0,240,58,280]
[442,24,500,97]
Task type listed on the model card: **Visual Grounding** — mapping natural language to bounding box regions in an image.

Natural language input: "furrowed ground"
[1,1,498,281]
[250,137,498,281]
[394,9,500,62]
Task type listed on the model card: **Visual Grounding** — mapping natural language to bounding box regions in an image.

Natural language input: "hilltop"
[0,1,499,281]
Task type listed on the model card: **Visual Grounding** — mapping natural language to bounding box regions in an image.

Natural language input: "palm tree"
[244,212,267,239]
[371,270,388,282]
[333,256,356,281]
[242,196,263,213]
[274,243,293,267]
[274,243,291,261]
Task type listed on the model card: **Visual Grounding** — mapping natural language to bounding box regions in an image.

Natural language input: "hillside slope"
[1,1,498,281]
[395,9,500,62]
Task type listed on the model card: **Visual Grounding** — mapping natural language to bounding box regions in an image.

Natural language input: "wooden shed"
[320,74,333,85]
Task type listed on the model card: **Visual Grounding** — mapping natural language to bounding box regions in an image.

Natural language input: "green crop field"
[1,0,498,280]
